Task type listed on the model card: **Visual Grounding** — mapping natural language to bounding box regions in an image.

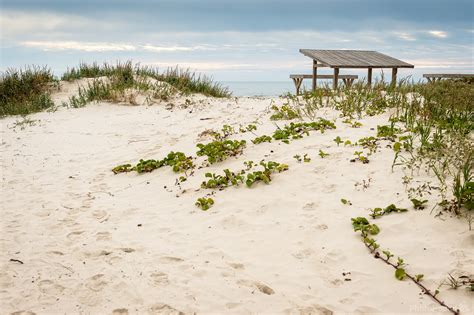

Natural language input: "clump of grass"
[65,61,167,107]
[139,66,231,98]
[62,61,231,98]
[62,62,112,81]
[0,66,56,116]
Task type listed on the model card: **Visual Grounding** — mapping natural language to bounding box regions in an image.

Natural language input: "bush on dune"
[0,66,56,116]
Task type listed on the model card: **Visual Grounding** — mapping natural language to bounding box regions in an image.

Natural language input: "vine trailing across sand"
[351,213,460,315]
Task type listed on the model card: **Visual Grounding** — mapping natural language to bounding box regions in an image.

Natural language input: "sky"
[1,0,473,81]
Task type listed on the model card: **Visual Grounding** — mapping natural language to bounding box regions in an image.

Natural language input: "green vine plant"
[351,216,460,315]
[239,123,257,134]
[351,151,369,164]
[318,150,329,158]
[270,103,300,120]
[369,204,408,219]
[377,122,402,140]
[252,135,272,144]
[357,136,379,154]
[342,118,363,128]
[195,197,214,210]
[272,119,336,144]
[341,198,352,205]
[196,139,246,164]
[201,160,289,190]
[411,198,428,210]
[112,151,195,174]
[294,154,311,163]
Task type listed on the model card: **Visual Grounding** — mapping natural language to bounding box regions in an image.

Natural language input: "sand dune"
[0,84,472,314]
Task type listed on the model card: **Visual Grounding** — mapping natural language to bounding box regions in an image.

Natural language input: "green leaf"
[369,224,380,235]
[393,142,401,152]
[395,268,406,280]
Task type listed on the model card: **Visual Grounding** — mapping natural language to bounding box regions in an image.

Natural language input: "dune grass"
[63,61,231,98]
[0,66,57,116]
[281,79,473,216]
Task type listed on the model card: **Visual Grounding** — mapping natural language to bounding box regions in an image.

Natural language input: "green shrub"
[0,66,56,116]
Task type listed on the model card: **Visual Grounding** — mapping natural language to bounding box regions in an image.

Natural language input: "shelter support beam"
[367,68,373,87]
[333,68,339,90]
[391,67,398,87]
[312,60,317,91]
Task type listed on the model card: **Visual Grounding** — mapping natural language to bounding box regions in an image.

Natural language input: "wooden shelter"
[298,49,414,90]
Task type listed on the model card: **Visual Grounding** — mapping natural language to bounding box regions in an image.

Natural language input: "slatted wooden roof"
[300,49,414,69]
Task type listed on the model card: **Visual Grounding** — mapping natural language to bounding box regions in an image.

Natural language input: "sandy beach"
[0,78,472,314]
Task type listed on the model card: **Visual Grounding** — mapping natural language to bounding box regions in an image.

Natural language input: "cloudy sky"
[1,0,473,81]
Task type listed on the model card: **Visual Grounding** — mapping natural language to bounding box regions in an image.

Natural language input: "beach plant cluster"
[195,197,215,210]
[293,154,311,163]
[201,160,289,190]
[0,66,57,116]
[369,204,408,219]
[196,139,247,164]
[112,151,194,174]
[270,103,299,120]
[196,160,288,210]
[351,211,461,315]
[272,119,336,144]
[62,61,231,98]
[252,135,272,144]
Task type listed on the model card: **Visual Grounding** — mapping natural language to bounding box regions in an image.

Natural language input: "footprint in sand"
[0,271,14,289]
[292,248,314,259]
[10,311,37,315]
[225,303,240,309]
[66,230,84,240]
[85,274,108,292]
[96,231,111,241]
[92,210,109,222]
[38,279,65,295]
[228,262,245,270]
[291,305,333,315]
[237,279,275,295]
[119,247,135,253]
[148,303,184,315]
[112,309,129,315]
[302,202,317,211]
[322,184,336,193]
[316,224,328,231]
[84,249,113,258]
[159,256,184,263]
[150,272,170,286]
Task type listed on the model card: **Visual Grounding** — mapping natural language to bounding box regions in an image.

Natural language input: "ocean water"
[221,81,314,97]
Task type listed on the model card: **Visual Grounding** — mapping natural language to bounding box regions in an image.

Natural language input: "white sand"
[1,83,473,314]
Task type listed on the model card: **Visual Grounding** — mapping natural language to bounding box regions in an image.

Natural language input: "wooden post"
[312,59,317,91]
[391,67,398,87]
[367,68,373,88]
[333,68,339,90]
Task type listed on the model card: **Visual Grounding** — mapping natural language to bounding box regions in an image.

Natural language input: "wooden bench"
[290,74,358,94]
[423,74,474,82]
